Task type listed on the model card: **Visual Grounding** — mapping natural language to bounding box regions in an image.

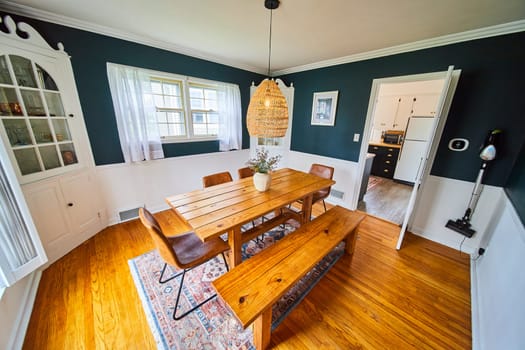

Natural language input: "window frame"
[149,72,222,144]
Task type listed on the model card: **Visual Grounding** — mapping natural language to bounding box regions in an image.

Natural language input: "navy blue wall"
[2,11,524,193]
[1,11,263,165]
[280,32,525,187]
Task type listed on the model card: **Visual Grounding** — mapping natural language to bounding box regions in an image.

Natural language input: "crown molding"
[0,1,267,75]
[1,2,523,77]
[273,19,525,76]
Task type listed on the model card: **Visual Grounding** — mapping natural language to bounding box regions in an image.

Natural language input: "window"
[149,76,226,142]
[150,78,186,138]
[107,63,242,158]
[189,84,219,137]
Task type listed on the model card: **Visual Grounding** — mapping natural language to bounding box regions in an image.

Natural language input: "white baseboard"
[7,271,42,350]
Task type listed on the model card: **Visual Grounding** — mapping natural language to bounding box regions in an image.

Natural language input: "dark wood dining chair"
[138,207,229,320]
[309,163,335,212]
[202,171,233,188]
[237,166,254,179]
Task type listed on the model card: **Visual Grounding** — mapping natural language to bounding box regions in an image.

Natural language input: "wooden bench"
[212,205,366,349]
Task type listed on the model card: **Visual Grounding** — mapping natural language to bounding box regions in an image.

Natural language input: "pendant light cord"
[267,8,273,77]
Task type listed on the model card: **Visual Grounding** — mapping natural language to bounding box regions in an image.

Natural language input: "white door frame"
[352,68,461,247]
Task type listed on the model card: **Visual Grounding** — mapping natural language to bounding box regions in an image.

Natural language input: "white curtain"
[218,83,242,151]
[107,63,164,162]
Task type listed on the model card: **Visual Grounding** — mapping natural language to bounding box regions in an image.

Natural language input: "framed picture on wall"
[311,90,338,126]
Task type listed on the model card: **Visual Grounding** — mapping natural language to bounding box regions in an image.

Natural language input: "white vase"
[253,172,271,192]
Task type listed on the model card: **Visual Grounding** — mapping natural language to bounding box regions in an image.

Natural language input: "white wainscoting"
[410,175,504,254]
[471,194,525,350]
[95,149,504,256]
[287,150,361,209]
[96,149,252,225]
[0,272,41,350]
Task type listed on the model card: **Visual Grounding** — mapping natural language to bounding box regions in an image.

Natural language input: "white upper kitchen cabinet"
[0,15,107,265]
[411,94,440,116]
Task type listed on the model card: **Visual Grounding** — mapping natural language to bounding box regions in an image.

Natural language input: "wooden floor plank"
[23,203,471,349]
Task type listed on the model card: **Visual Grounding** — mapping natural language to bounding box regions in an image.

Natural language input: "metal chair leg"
[159,263,183,284]
[171,254,229,320]
[221,252,229,272]
[323,200,327,212]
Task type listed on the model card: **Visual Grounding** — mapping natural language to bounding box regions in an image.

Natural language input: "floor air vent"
[119,207,141,222]
[330,189,344,200]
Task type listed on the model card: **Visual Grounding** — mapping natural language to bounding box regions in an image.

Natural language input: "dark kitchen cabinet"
[368,145,400,179]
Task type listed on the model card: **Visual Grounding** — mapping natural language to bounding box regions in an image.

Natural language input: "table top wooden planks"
[165,168,335,242]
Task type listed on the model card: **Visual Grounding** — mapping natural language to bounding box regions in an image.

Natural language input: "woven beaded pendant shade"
[247,79,288,137]
[246,0,289,137]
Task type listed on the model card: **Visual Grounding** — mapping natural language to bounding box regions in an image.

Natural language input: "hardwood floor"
[357,176,413,224]
[23,203,471,349]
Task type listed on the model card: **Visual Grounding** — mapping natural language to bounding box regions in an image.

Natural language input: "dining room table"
[165,167,335,267]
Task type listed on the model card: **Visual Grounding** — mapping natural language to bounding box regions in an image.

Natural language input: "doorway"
[354,68,461,248]
[358,78,445,224]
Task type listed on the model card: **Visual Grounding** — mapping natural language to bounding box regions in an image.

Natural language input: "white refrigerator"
[393,116,435,184]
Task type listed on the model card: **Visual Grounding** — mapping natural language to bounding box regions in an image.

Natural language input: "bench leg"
[343,227,359,257]
[253,308,272,350]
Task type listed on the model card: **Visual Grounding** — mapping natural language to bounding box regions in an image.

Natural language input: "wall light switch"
[353,133,360,142]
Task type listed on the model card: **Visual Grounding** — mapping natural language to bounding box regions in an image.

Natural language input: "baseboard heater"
[330,189,344,200]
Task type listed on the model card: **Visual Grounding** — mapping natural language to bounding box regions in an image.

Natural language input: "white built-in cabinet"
[0,16,106,265]
[373,93,439,131]
[22,170,104,263]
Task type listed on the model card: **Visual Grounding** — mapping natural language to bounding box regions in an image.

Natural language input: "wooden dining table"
[165,168,335,267]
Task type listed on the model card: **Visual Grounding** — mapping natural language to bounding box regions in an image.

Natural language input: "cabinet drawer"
[379,165,396,179]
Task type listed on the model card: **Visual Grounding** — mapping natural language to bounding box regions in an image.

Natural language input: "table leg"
[300,194,313,224]
[253,308,272,350]
[228,226,242,267]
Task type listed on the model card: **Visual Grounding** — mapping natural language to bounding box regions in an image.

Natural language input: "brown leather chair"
[138,207,229,320]
[237,167,254,179]
[202,171,233,188]
[309,163,335,212]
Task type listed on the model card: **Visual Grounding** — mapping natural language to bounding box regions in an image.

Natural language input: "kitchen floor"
[357,176,413,224]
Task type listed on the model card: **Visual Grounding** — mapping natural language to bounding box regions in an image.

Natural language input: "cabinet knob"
[383,169,389,173]
[68,113,74,118]
[67,202,74,207]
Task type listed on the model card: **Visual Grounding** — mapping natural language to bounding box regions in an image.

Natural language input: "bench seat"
[212,205,365,349]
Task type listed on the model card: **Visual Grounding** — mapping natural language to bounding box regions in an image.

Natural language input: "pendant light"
[246,0,289,137]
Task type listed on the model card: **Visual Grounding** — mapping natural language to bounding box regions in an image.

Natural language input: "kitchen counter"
[368,140,402,149]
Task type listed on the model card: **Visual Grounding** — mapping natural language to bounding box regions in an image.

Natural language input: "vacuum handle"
[466,164,487,219]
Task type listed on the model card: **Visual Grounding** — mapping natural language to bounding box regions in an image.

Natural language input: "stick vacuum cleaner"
[445,129,502,237]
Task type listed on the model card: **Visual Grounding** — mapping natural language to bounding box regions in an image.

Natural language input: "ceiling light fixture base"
[264,0,280,10]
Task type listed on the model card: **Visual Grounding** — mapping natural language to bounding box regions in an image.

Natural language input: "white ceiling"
[3,0,525,74]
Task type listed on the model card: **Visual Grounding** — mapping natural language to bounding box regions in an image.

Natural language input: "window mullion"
[182,80,193,138]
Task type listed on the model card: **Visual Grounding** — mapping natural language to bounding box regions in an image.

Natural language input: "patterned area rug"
[129,222,344,350]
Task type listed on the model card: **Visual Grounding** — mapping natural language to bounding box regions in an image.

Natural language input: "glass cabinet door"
[0,54,79,178]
